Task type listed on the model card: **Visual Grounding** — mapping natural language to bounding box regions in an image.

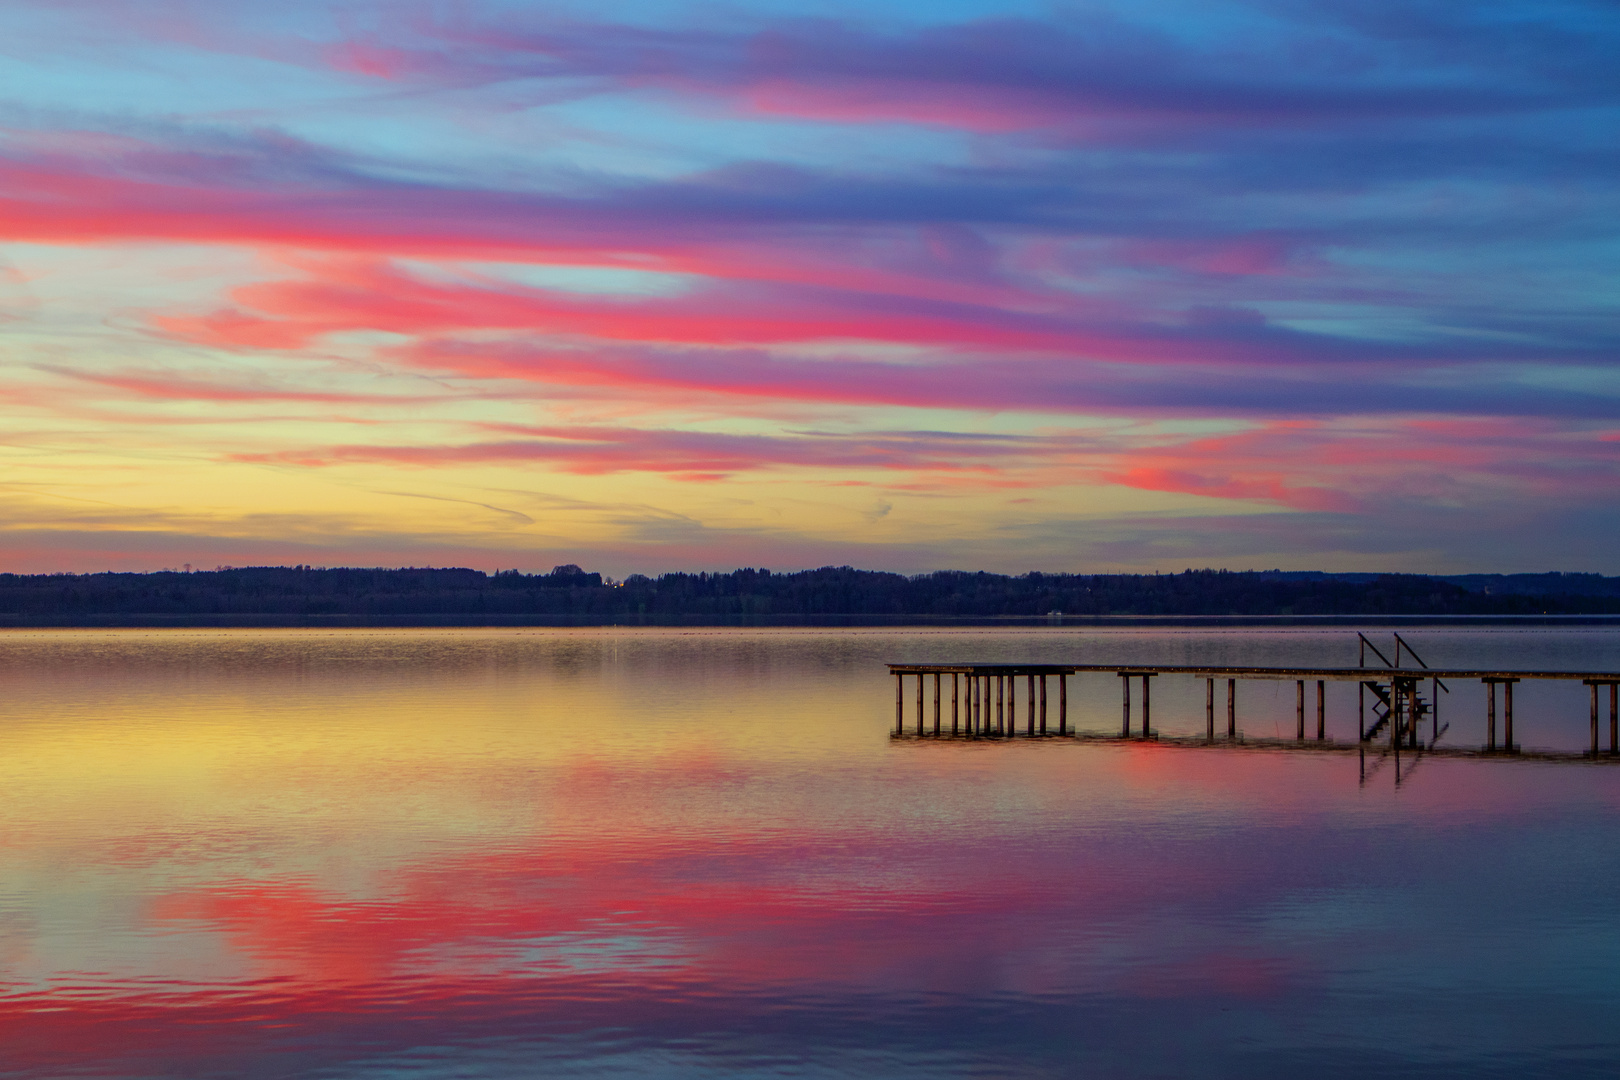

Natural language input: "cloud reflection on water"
[0,628,1617,1077]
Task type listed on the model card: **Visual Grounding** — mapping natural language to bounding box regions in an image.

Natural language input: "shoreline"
[3,613,1619,629]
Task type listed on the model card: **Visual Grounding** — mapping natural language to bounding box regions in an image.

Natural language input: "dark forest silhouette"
[1,565,1617,623]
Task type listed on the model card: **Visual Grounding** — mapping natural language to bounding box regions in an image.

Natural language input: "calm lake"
[2,627,1618,1078]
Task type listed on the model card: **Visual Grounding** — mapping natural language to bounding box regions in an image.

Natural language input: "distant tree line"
[0,565,1617,623]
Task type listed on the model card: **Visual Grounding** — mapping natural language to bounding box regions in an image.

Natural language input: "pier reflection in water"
[1,627,1618,1078]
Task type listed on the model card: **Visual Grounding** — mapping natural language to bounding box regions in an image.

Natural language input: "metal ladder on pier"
[1359,634,1448,748]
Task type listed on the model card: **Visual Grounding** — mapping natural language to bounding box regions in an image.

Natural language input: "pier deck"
[889,663,1620,682]
[888,643,1620,758]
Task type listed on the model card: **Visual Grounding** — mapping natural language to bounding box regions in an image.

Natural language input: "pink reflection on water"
[1,629,1617,1077]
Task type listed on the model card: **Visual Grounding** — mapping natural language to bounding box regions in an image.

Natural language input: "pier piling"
[895,672,903,735]
[1496,680,1509,748]
[888,655,1619,756]
[1584,680,1619,756]
[1487,681,1496,750]
[934,673,941,735]
[1505,680,1516,750]
[1592,682,1600,756]
[1410,681,1421,748]
[1432,677,1441,743]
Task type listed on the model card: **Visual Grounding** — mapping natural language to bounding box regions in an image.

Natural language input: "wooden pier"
[887,664,1075,738]
[888,634,1620,759]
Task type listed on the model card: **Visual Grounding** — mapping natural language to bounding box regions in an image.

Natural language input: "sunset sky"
[2,0,1616,575]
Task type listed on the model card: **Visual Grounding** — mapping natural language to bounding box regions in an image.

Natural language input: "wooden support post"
[1432,676,1440,743]
[1040,675,1048,731]
[1411,682,1421,748]
[1141,675,1151,738]
[933,673,941,735]
[1227,678,1236,737]
[1358,681,1365,741]
[1590,682,1600,755]
[1121,674,1131,737]
[1487,680,1496,750]
[895,673,903,735]
[1397,682,1405,747]
[1059,674,1066,734]
[917,673,925,736]
[1499,680,1515,748]
[1408,681,1418,748]
[997,674,1005,734]
[952,673,959,735]
[1611,683,1618,755]
[1396,681,1406,748]
[1206,678,1215,739]
[1296,680,1305,740]
[1028,674,1036,735]
[1316,680,1325,740]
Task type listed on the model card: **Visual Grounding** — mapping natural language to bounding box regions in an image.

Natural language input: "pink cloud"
[147,261,1122,355]
[47,367,427,406]
[1098,419,1620,511]
[741,77,1075,133]
[208,414,1619,515]
[227,426,1031,479]
[1114,466,1357,513]
[0,143,1026,309]
[142,257,1354,374]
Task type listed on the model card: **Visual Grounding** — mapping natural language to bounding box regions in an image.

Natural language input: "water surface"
[2,628,1617,1077]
